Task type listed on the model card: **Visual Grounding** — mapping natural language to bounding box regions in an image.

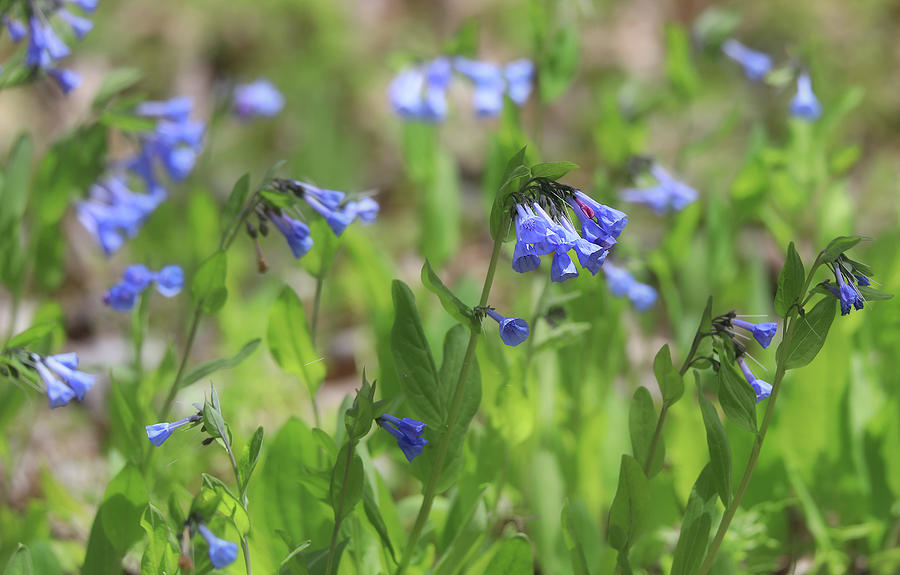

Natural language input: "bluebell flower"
[832,266,863,315]
[738,358,772,402]
[4,16,26,43]
[504,59,534,106]
[123,264,154,291]
[563,219,606,275]
[136,98,193,123]
[33,353,93,407]
[790,72,822,121]
[103,283,138,311]
[48,68,82,94]
[532,203,573,254]
[512,240,541,273]
[628,282,657,311]
[619,185,670,215]
[77,176,165,254]
[270,213,314,258]
[620,165,697,214]
[151,120,205,181]
[721,39,773,81]
[196,524,239,569]
[25,17,69,68]
[514,204,551,244]
[855,274,870,287]
[345,197,379,224]
[233,79,285,119]
[145,416,196,446]
[58,9,93,39]
[484,308,529,346]
[572,191,628,243]
[388,57,452,122]
[48,353,79,369]
[156,265,184,297]
[378,414,428,461]
[731,318,778,348]
[66,0,98,11]
[303,195,354,237]
[453,58,505,117]
[43,356,95,401]
[602,263,657,312]
[389,67,426,118]
[551,252,579,282]
[34,360,77,408]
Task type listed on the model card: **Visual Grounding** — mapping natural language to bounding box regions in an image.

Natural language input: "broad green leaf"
[607,455,650,552]
[781,297,836,370]
[530,161,579,180]
[858,285,893,301]
[390,280,444,427]
[192,250,228,314]
[5,322,56,348]
[697,380,732,506]
[671,466,717,575]
[717,361,758,433]
[484,534,533,574]
[329,443,364,523]
[3,544,33,575]
[629,387,664,477]
[0,134,32,227]
[362,480,396,561]
[140,505,176,575]
[653,344,684,406]
[268,285,326,394]
[181,338,261,389]
[83,464,148,574]
[775,241,806,318]
[299,541,348,575]
[821,235,862,262]
[92,68,143,110]
[220,173,251,244]
[421,260,479,330]
[561,500,590,575]
[238,426,264,488]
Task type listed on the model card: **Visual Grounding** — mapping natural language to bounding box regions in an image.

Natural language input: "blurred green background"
[1,0,899,573]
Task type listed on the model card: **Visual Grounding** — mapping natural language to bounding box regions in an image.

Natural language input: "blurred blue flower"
[454,57,506,117]
[855,274,870,287]
[145,416,195,446]
[389,57,452,122]
[738,358,772,402]
[345,197,379,224]
[66,0,98,12]
[48,68,81,94]
[233,79,285,119]
[156,265,184,297]
[43,356,95,401]
[832,266,863,315]
[104,264,184,310]
[379,414,428,461]
[33,353,94,407]
[621,164,697,215]
[504,59,535,106]
[732,318,778,348]
[35,361,77,409]
[602,263,657,312]
[58,9,93,39]
[197,524,239,569]
[484,308,530,346]
[136,98,193,123]
[123,264,154,291]
[270,212,314,258]
[721,39,773,81]
[790,72,822,121]
[4,16,26,43]
[103,282,138,311]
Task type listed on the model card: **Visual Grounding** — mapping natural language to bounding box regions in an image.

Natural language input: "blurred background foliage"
[0,0,899,573]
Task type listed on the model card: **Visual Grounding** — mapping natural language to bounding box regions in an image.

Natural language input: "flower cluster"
[620,164,698,215]
[713,312,779,402]
[77,97,204,254]
[825,255,872,316]
[2,0,97,93]
[251,179,378,262]
[232,79,285,120]
[510,180,627,283]
[377,414,428,461]
[602,263,657,311]
[103,264,184,311]
[480,307,529,347]
[721,38,821,121]
[388,56,534,121]
[29,352,95,408]
[145,413,201,446]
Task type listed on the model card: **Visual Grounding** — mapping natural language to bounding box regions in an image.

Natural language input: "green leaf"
[220,173,251,244]
[671,466,717,575]
[92,68,143,110]
[362,480,396,561]
[607,455,650,552]
[717,361,758,433]
[5,322,56,348]
[238,426,264,488]
[561,500,590,575]
[858,285,894,301]
[665,25,699,97]
[0,134,32,227]
[489,147,530,242]
[697,379,732,506]
[821,235,862,262]
[629,387,664,478]
[267,285,326,394]
[192,250,228,314]
[140,505,176,575]
[300,541,348,575]
[653,344,684,406]
[202,400,228,441]
[781,297,836,370]
[530,161,579,180]
[181,338,261,390]
[484,534,533,574]
[330,443,364,522]
[421,260,479,330]
[345,372,376,441]
[539,26,579,102]
[3,544,33,575]
[83,463,148,573]
[775,241,806,318]
[390,280,444,427]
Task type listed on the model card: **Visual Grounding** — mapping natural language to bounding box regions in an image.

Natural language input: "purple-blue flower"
[389,57,452,122]
[512,240,541,273]
[738,358,772,402]
[832,266,863,316]
[123,264,154,291]
[721,39,773,81]
[345,197,379,224]
[156,265,184,297]
[732,318,778,348]
[103,282,139,311]
[33,353,94,407]
[620,165,697,215]
[145,416,195,446]
[504,59,535,106]
[602,263,657,312]
[196,524,239,569]
[4,16,27,43]
[790,72,822,121]
[270,212,314,258]
[379,414,428,461]
[48,68,82,94]
[136,98,193,123]
[233,79,285,119]
[43,356,95,401]
[454,57,506,117]
[551,252,579,282]
[104,264,184,310]
[34,360,77,408]
[484,308,530,347]
[58,9,93,39]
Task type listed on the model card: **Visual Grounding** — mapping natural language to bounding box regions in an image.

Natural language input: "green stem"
[326,441,356,575]
[395,237,503,575]
[311,275,324,347]
[132,292,149,377]
[223,429,252,575]
[160,306,202,419]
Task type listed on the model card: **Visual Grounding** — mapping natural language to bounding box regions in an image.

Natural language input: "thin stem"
[311,276,324,346]
[395,237,503,575]
[160,307,202,419]
[326,441,356,575]
[223,430,252,575]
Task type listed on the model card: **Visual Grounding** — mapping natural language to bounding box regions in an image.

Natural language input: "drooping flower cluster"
[145,413,201,446]
[721,38,821,121]
[481,307,529,347]
[29,352,95,408]
[103,264,184,311]
[1,0,97,93]
[377,414,428,461]
[713,311,779,402]
[602,263,657,311]
[620,164,698,215]
[825,255,872,316]
[232,79,285,119]
[250,179,378,263]
[76,97,204,254]
[510,180,627,283]
[388,56,534,121]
